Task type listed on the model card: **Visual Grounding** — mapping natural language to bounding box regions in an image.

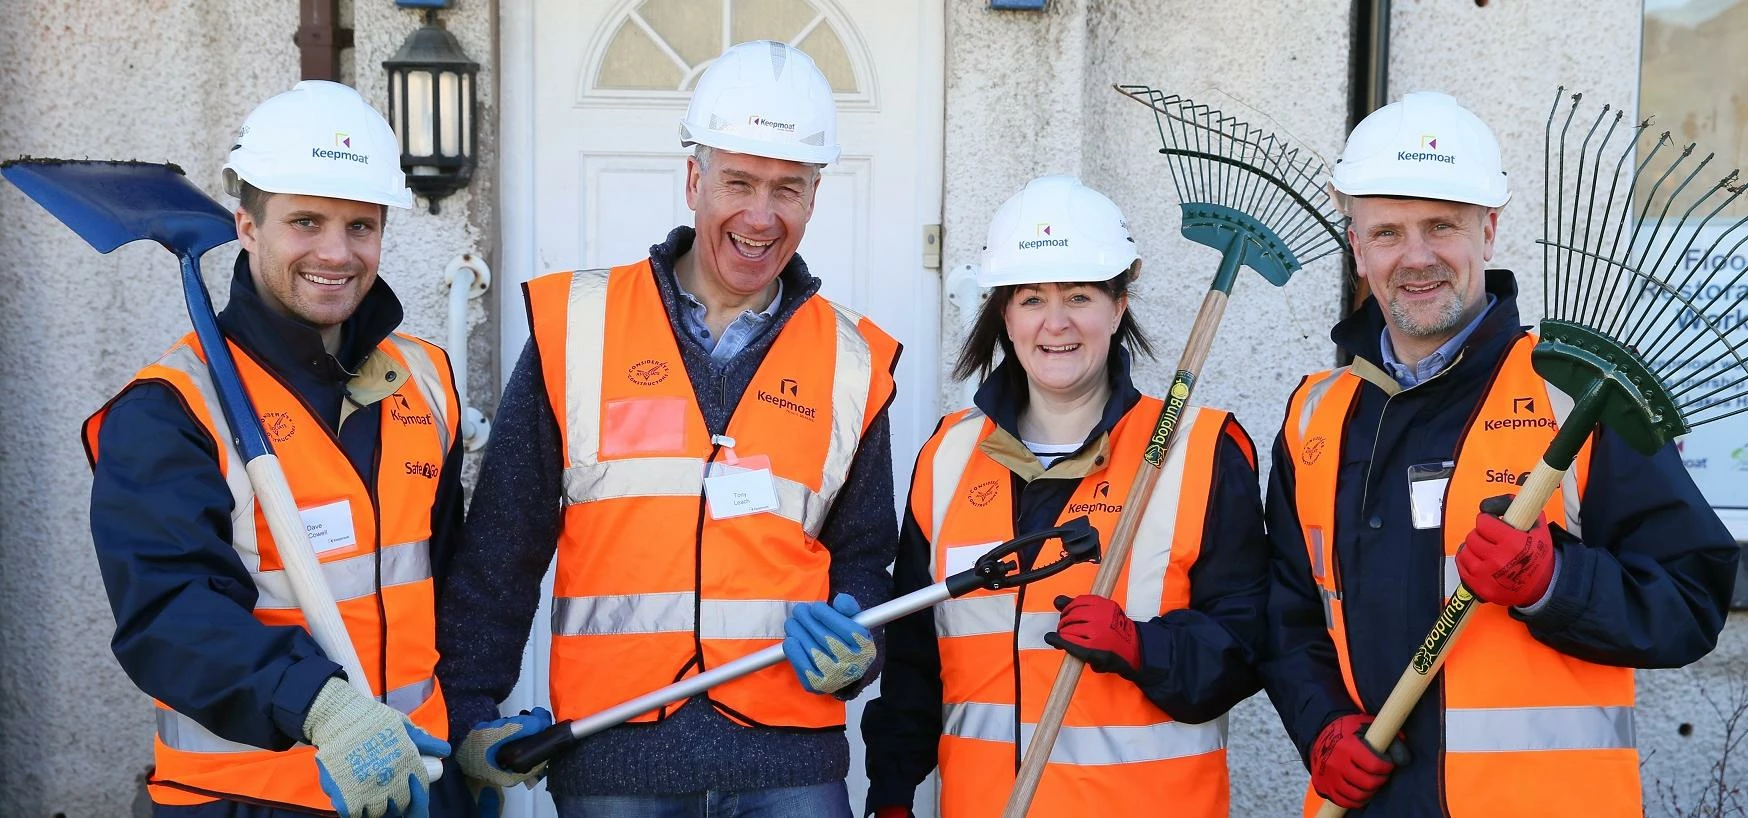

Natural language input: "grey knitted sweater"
[435,227,899,796]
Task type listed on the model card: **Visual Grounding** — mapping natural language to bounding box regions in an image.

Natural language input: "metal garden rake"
[999,86,1347,818]
[1317,87,1748,817]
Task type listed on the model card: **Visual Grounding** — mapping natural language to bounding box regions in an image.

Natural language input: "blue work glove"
[457,708,555,815]
[782,593,876,694]
[304,677,449,818]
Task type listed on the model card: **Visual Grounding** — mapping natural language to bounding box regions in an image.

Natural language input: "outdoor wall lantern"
[384,0,478,214]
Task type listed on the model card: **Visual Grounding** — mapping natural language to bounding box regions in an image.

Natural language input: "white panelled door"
[497,1,945,816]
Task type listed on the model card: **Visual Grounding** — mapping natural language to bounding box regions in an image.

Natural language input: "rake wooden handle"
[1312,458,1565,818]
[1001,289,1227,817]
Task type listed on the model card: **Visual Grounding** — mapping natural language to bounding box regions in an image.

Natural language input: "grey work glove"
[457,707,555,815]
[304,677,449,818]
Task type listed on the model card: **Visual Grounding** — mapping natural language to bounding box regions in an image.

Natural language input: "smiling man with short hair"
[1259,91,1739,817]
[86,80,468,818]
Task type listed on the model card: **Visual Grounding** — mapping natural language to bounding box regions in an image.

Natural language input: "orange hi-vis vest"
[1281,334,1638,817]
[525,262,899,729]
[914,401,1241,818]
[84,331,458,811]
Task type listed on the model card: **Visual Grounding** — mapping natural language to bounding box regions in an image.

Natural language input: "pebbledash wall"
[0,1,1740,816]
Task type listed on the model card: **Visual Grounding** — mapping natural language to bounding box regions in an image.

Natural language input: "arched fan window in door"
[589,0,865,98]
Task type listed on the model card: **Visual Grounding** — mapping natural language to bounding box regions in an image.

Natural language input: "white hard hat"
[679,40,840,165]
[1330,91,1510,208]
[222,80,413,209]
[978,175,1140,288]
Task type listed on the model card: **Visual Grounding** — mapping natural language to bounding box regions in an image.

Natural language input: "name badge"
[298,499,358,553]
[1407,461,1455,530]
[703,454,779,519]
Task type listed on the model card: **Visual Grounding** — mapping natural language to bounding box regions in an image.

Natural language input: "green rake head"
[1116,85,1347,293]
[1179,202,1301,288]
[1538,88,1748,460]
[1533,320,1685,455]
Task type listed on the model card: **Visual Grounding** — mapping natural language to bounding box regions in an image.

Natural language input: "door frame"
[493,1,947,814]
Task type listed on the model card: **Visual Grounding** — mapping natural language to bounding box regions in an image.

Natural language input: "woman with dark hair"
[861,175,1268,818]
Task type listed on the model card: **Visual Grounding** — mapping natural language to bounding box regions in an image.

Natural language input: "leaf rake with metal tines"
[1316,88,1748,818]
[1000,86,1349,818]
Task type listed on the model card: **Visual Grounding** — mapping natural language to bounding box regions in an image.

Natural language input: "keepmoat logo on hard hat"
[748,115,797,133]
[1397,132,1454,166]
[311,141,370,165]
[335,132,352,149]
[1018,223,1069,250]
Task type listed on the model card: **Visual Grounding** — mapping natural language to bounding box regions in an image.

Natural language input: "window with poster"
[1641,0,1748,601]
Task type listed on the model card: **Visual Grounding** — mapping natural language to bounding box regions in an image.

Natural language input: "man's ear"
[235,207,258,254]
[1481,207,1499,263]
[1346,225,1369,280]
[684,155,703,212]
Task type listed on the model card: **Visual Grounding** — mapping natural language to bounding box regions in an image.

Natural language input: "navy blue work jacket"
[1260,270,1739,815]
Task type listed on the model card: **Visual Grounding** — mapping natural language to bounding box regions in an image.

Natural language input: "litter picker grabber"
[0,159,443,780]
[1314,88,1748,818]
[995,88,1348,818]
[495,517,1103,774]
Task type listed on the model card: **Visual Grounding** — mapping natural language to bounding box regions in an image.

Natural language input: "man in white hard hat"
[436,41,900,817]
[86,80,472,817]
[1259,91,1738,815]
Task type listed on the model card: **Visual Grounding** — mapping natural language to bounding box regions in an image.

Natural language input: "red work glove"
[872,807,911,818]
[1456,494,1557,608]
[1310,714,1408,809]
[1042,594,1141,678]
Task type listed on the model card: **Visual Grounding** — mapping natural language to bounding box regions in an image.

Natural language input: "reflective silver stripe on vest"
[1444,555,1461,599]
[820,302,875,512]
[1545,381,1584,538]
[1124,410,1201,618]
[552,593,795,640]
[561,458,832,536]
[385,334,456,456]
[1446,705,1634,753]
[564,457,706,503]
[928,411,987,578]
[943,701,1227,766]
[156,677,437,754]
[562,269,613,470]
[934,600,1082,652]
[252,539,432,611]
[1015,612,1056,651]
[155,344,259,570]
[937,595,1013,639]
[1294,367,1351,442]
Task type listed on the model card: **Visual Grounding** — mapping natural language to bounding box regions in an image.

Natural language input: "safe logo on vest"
[628,359,670,386]
[1484,468,1533,486]
[968,480,1000,508]
[263,412,296,443]
[756,378,816,420]
[404,460,439,479]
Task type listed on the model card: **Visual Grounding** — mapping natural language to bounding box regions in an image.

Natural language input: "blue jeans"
[554,782,853,818]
